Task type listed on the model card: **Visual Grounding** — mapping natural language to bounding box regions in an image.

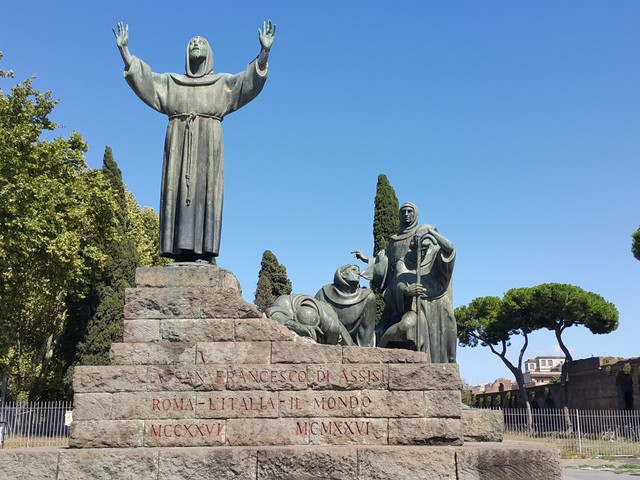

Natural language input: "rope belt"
[169,112,222,206]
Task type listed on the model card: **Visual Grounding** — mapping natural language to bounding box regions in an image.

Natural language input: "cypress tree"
[371,174,399,323]
[632,226,640,261]
[372,174,399,255]
[254,250,292,312]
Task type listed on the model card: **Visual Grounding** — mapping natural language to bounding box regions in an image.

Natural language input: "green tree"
[371,174,399,323]
[372,174,399,255]
[528,283,618,429]
[254,250,292,312]
[72,147,139,367]
[632,226,640,261]
[0,55,120,400]
[456,293,535,430]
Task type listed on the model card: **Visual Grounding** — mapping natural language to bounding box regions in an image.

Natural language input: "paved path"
[563,458,640,479]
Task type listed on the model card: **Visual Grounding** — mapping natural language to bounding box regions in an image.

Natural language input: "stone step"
[0,443,563,479]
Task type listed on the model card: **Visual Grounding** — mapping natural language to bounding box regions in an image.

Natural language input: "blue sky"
[2,1,639,386]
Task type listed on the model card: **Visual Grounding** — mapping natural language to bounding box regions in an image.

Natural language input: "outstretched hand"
[112,21,129,48]
[258,19,276,49]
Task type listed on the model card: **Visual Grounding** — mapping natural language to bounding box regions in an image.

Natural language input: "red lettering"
[310,422,319,435]
[151,371,166,385]
[296,422,308,435]
[152,399,160,411]
[150,425,161,437]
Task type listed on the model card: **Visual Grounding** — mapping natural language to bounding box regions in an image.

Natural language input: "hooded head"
[398,202,419,234]
[185,36,214,77]
[334,264,360,289]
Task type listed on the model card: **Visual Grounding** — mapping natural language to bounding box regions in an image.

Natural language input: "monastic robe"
[123,52,267,259]
[315,265,376,347]
[384,242,457,363]
[265,294,355,346]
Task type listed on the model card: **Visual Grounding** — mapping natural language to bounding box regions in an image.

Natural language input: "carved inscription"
[150,367,308,388]
[149,422,222,438]
[295,420,370,436]
[313,394,371,410]
[146,366,386,441]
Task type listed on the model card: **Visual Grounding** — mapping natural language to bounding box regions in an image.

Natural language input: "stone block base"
[0,442,561,479]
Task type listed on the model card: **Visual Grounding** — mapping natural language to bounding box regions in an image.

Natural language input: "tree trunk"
[555,327,574,433]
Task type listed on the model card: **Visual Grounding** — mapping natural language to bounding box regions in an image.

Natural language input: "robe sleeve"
[123,56,171,114]
[219,59,268,116]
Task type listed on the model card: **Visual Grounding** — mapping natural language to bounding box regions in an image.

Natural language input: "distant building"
[474,356,640,410]
[523,356,565,386]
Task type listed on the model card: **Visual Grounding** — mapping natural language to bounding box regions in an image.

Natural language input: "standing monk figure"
[114,21,275,262]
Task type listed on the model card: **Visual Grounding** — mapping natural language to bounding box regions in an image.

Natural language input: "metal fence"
[0,401,72,448]
[501,408,640,457]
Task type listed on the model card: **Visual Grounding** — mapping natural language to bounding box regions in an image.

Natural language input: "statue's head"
[337,264,360,287]
[186,36,213,77]
[399,202,419,230]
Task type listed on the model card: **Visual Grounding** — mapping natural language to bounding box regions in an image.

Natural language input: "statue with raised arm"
[113,21,275,262]
[314,264,376,347]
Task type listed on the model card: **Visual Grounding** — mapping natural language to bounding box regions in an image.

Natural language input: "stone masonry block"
[135,265,242,289]
[73,393,113,421]
[342,346,429,364]
[235,318,295,342]
[0,449,60,480]
[201,289,262,319]
[125,287,199,319]
[388,418,463,446]
[69,420,144,448]
[123,319,161,342]
[196,342,271,364]
[257,446,357,480]
[226,418,308,446]
[361,390,426,418]
[159,318,234,343]
[462,408,504,442]
[456,441,562,480]
[158,447,258,480]
[58,448,159,479]
[271,340,343,364]
[389,363,461,391]
[73,365,148,393]
[425,390,463,418]
[110,342,197,365]
[358,446,457,480]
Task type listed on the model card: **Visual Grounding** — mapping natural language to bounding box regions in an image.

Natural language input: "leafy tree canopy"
[632,226,640,261]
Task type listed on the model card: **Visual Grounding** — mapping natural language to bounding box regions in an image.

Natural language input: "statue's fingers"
[272,23,276,36]
[112,27,117,38]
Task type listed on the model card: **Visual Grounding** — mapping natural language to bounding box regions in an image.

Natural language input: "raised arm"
[257,19,276,71]
[112,21,133,68]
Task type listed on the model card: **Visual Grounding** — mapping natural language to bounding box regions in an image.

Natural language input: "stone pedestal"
[0,266,561,479]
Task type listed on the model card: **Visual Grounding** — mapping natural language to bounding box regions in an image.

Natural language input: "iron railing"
[499,407,640,457]
[0,401,72,448]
